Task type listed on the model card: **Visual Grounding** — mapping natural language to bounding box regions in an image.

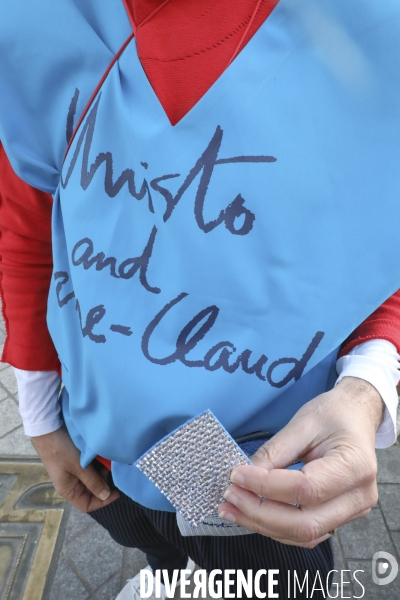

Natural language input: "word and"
[71,226,160,294]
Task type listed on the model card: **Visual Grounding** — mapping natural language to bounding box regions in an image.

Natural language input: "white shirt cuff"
[336,339,400,449]
[14,368,63,436]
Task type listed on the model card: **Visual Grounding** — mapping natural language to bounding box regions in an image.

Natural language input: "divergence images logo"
[372,551,398,586]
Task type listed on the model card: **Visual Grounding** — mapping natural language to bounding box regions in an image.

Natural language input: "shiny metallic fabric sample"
[135,410,251,526]
[176,510,254,536]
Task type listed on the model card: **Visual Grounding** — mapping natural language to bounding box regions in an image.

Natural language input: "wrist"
[335,376,385,431]
[30,425,66,454]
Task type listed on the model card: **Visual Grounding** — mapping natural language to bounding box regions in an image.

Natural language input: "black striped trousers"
[90,490,334,599]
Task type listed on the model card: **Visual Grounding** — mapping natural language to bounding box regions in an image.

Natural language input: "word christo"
[140,568,366,598]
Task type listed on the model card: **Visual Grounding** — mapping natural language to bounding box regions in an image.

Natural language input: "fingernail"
[223,489,237,505]
[99,489,110,500]
[218,511,236,523]
[231,470,245,486]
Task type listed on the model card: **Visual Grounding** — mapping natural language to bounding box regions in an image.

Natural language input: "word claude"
[140,568,366,598]
[55,275,324,388]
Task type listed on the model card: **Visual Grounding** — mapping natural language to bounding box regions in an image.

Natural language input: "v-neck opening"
[129,0,284,128]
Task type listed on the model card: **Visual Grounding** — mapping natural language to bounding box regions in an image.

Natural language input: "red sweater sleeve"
[339,290,400,357]
[0,143,60,370]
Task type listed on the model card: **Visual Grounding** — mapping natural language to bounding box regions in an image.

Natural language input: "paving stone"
[49,556,90,600]
[390,532,400,558]
[65,520,123,590]
[65,506,95,542]
[330,534,347,587]
[0,366,18,396]
[0,385,9,400]
[377,447,400,483]
[339,508,396,560]
[331,534,346,568]
[378,484,400,531]
[121,547,148,581]
[95,571,122,600]
[0,426,37,456]
[0,397,22,437]
[348,560,400,600]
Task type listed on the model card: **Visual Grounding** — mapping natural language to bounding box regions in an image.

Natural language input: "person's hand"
[218,376,384,548]
[31,426,119,512]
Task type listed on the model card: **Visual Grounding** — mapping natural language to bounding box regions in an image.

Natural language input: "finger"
[218,501,333,548]
[85,489,120,512]
[75,463,112,501]
[66,478,120,512]
[231,448,377,506]
[247,417,317,471]
[219,500,372,548]
[219,481,377,544]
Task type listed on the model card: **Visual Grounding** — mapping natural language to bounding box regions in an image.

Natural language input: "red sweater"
[1,0,400,373]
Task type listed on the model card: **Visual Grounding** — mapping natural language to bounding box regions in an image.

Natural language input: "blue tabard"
[1,0,400,511]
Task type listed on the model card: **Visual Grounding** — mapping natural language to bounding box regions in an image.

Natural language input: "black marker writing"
[54,271,75,307]
[142,293,324,386]
[76,299,106,344]
[62,96,276,236]
[161,125,274,234]
[71,226,161,294]
[110,324,133,336]
[62,95,154,212]
[66,88,80,145]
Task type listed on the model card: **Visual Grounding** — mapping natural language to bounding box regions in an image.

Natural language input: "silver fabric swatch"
[135,410,251,526]
[176,511,254,537]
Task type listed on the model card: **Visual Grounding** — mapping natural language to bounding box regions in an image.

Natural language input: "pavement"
[1,312,400,600]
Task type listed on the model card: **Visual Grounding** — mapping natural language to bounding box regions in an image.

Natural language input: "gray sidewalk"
[1,313,400,599]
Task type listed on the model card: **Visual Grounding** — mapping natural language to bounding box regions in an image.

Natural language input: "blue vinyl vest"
[1,0,400,510]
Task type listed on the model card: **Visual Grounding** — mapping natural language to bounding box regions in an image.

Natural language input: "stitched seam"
[184,0,221,28]
[351,319,400,327]
[139,17,253,63]
[238,40,301,116]
[344,335,400,341]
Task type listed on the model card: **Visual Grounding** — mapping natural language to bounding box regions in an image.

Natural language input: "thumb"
[250,416,314,471]
[75,463,111,501]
